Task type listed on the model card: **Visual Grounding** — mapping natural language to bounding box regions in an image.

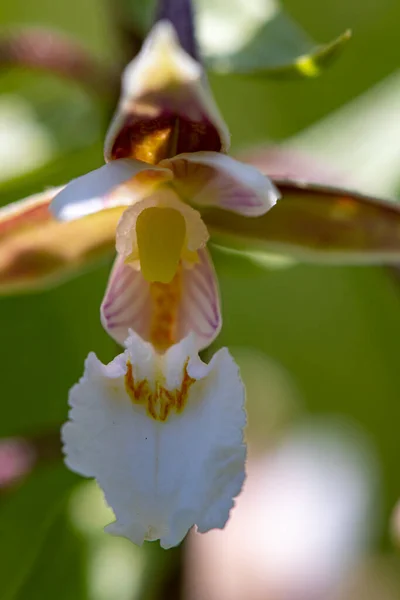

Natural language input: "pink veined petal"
[176,248,222,350]
[50,159,170,222]
[162,152,280,217]
[101,256,151,346]
[101,250,221,351]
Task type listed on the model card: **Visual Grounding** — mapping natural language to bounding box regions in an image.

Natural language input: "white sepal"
[50,159,168,221]
[62,333,246,549]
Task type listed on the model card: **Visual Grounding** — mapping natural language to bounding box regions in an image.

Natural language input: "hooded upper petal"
[62,332,246,549]
[163,152,280,216]
[101,249,221,352]
[104,21,230,164]
[0,187,123,292]
[50,159,172,221]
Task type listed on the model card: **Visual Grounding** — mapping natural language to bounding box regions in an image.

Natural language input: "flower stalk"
[155,0,199,61]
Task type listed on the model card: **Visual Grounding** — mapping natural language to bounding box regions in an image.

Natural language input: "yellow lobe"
[136,206,186,283]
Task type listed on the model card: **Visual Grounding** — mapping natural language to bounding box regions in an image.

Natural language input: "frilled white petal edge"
[101,249,221,352]
[163,152,280,216]
[50,159,169,221]
[62,332,246,549]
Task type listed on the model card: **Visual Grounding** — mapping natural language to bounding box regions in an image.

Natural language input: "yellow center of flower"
[136,206,186,283]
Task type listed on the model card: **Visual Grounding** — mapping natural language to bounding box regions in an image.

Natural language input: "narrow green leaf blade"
[205,9,351,78]
[267,29,352,79]
[0,465,77,600]
[115,0,350,79]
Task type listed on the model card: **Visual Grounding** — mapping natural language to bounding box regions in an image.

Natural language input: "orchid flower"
[2,9,398,555]
[57,20,252,548]
[62,330,246,548]
[2,21,400,338]
[46,21,278,352]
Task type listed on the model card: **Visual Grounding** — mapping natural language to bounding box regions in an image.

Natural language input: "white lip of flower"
[62,331,247,549]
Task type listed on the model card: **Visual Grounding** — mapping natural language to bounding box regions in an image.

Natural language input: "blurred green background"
[1,0,400,598]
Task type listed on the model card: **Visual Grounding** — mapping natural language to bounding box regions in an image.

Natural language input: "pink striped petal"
[101,256,151,346]
[101,250,221,351]
[176,248,221,350]
[163,152,280,217]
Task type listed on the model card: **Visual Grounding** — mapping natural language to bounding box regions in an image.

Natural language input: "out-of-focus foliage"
[118,0,351,77]
[0,466,81,599]
[0,0,399,599]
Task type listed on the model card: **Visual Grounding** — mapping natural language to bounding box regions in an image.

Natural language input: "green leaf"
[0,465,78,599]
[0,261,115,437]
[202,7,350,78]
[114,0,350,79]
[16,512,87,600]
[263,29,352,79]
[204,179,400,264]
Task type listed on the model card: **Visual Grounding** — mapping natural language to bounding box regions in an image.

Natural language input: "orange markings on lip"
[149,268,182,352]
[124,359,195,422]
